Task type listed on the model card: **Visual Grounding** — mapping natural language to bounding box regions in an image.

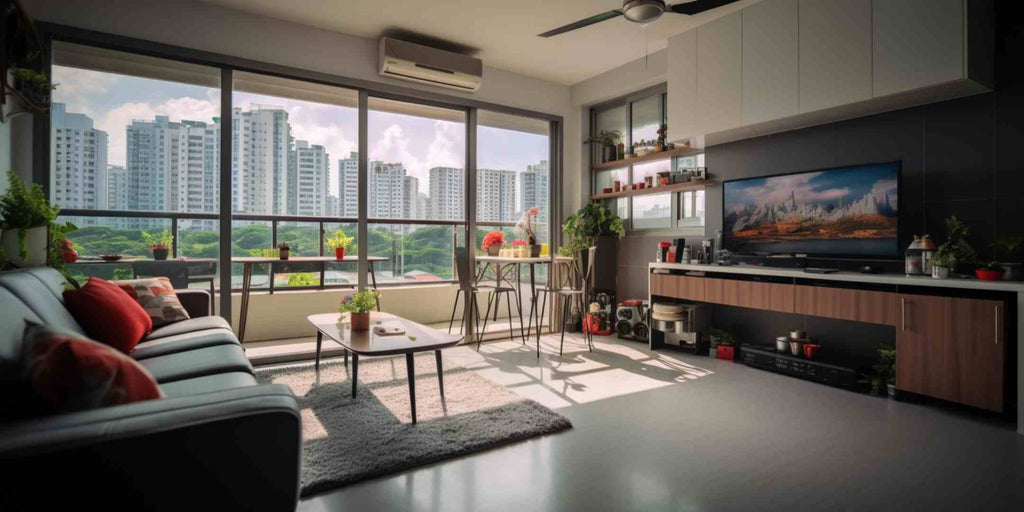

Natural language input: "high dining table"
[232,255,387,342]
[473,255,580,348]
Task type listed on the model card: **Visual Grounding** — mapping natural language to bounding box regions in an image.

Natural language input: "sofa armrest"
[0,384,301,511]
[176,288,211,317]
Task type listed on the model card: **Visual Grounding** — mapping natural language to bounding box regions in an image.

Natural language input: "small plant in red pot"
[143,229,174,260]
[976,261,1005,281]
[326,229,354,260]
[707,327,735,360]
[482,230,505,256]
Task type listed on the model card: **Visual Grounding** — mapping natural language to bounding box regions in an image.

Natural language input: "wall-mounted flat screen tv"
[723,162,900,259]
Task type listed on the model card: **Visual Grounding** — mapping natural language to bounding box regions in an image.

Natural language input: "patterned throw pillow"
[115,277,191,328]
[23,323,163,413]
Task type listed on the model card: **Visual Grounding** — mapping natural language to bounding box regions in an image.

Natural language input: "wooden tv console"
[648,262,1024,432]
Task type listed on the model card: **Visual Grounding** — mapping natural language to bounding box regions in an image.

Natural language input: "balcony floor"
[293,333,1022,511]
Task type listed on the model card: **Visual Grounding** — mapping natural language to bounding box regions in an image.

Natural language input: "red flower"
[512,239,528,247]
[482,231,505,251]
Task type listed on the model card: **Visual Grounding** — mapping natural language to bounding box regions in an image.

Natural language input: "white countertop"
[649,261,1024,293]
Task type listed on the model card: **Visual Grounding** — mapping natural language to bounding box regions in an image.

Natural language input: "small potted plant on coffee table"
[482,230,505,256]
[339,289,380,331]
[143,228,174,260]
[278,242,290,260]
[326,229,354,260]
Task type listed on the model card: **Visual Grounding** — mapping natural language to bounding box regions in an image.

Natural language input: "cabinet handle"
[901,298,906,332]
[995,305,999,345]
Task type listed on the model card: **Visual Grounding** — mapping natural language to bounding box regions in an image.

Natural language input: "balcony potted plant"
[584,129,622,163]
[143,229,174,260]
[991,236,1023,281]
[326,229,354,259]
[482,230,505,256]
[517,206,541,257]
[561,202,625,288]
[339,289,380,331]
[278,242,290,260]
[0,170,58,267]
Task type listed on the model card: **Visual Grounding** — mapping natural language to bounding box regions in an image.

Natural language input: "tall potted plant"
[0,171,58,267]
[940,216,977,274]
[326,229,354,259]
[561,202,625,291]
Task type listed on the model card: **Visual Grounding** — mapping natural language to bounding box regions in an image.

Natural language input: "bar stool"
[533,246,596,356]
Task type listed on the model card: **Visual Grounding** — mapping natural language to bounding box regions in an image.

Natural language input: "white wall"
[24,0,577,341]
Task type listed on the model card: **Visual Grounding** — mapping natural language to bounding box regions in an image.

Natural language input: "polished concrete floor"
[296,334,1024,511]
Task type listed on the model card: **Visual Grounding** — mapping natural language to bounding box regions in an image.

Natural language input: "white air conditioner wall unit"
[378,37,482,93]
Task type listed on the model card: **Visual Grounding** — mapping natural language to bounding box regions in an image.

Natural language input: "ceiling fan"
[538,0,741,38]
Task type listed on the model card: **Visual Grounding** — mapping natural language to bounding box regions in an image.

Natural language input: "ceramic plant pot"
[932,265,949,279]
[530,244,541,257]
[335,247,345,260]
[1,226,47,267]
[350,312,370,331]
[152,247,169,260]
[279,248,290,260]
[487,245,500,256]
[975,269,1003,281]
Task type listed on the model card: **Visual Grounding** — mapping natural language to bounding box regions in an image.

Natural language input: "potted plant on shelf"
[339,289,380,331]
[655,124,668,152]
[143,229,174,260]
[326,229,354,259]
[931,244,953,279]
[278,242,290,260]
[11,68,58,106]
[584,130,622,164]
[940,216,977,275]
[517,206,541,257]
[991,236,1024,281]
[0,170,59,267]
[871,345,897,399]
[976,261,1004,282]
[482,230,505,256]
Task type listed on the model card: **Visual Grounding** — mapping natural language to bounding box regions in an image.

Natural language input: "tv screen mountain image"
[723,162,900,258]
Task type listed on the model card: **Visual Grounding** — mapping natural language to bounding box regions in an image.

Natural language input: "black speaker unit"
[740,345,858,389]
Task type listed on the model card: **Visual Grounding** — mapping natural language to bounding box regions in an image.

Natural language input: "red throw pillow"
[23,323,163,413]
[116,277,191,328]
[64,276,153,353]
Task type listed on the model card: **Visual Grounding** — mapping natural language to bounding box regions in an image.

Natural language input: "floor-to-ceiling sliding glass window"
[366,97,466,285]
[230,72,359,290]
[51,42,221,287]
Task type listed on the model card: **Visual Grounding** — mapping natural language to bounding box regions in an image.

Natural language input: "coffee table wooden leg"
[351,354,359,398]
[315,331,323,371]
[406,353,417,424]
[435,350,444,398]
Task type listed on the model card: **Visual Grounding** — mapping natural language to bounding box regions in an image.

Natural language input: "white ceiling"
[194,0,760,85]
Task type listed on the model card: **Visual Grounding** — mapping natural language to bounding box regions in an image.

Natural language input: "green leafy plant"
[939,216,977,267]
[0,170,59,260]
[12,68,58,102]
[991,236,1024,263]
[339,289,380,314]
[248,248,278,257]
[981,261,1003,272]
[872,344,896,388]
[286,272,318,286]
[47,220,77,277]
[142,228,174,250]
[325,229,354,250]
[561,202,625,256]
[277,242,290,250]
[583,129,622,149]
[932,244,954,267]
[707,327,735,347]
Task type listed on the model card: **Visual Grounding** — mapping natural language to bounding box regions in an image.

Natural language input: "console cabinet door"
[650,274,705,301]
[794,285,898,325]
[897,294,1004,412]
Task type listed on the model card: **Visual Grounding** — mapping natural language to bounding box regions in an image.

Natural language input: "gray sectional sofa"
[0,267,301,511]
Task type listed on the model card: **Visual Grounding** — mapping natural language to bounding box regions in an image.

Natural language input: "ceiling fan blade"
[669,0,740,15]
[538,10,623,38]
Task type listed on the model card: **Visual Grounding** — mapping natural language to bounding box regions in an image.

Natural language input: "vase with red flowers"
[482,230,505,256]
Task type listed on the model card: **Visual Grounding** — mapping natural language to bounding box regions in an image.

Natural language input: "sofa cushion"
[63,277,153,353]
[137,344,252,383]
[158,371,256,398]
[131,329,239,361]
[115,277,191,328]
[145,315,233,341]
[0,269,84,337]
[23,323,163,413]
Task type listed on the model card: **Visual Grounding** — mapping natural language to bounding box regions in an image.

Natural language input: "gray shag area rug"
[256,353,572,497]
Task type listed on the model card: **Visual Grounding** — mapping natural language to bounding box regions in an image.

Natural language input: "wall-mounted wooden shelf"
[591,145,703,172]
[591,180,710,201]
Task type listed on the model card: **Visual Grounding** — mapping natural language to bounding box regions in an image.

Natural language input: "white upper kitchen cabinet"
[667,29,697,145]
[742,0,798,125]
[873,0,968,97]
[695,11,742,135]
[798,0,872,114]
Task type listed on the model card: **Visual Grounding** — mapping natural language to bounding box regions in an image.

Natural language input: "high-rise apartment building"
[402,175,419,220]
[520,159,549,223]
[231,106,290,214]
[50,103,108,211]
[106,165,128,210]
[428,167,463,221]
[294,140,329,216]
[125,115,218,214]
[338,152,359,218]
[368,161,405,219]
[477,168,517,223]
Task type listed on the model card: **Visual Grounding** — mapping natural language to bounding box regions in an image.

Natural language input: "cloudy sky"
[724,163,899,210]
[52,66,548,197]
